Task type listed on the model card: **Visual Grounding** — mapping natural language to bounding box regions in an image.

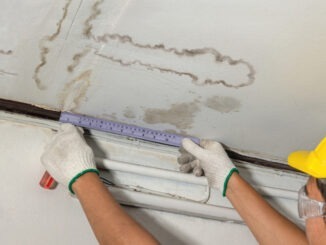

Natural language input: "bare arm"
[226,173,308,245]
[73,172,159,245]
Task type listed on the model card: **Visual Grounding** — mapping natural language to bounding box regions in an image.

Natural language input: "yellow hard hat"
[288,137,326,178]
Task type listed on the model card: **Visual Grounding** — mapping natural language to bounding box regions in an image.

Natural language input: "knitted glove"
[41,124,99,194]
[179,138,238,196]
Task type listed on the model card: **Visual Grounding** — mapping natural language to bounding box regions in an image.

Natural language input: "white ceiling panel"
[1,0,326,160]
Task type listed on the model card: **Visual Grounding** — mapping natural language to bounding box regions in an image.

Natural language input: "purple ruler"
[59,112,200,147]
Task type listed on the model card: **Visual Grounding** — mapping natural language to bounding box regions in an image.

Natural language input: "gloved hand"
[41,124,99,194]
[178,138,238,196]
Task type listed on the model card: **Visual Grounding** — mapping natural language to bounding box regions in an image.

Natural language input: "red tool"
[39,171,57,189]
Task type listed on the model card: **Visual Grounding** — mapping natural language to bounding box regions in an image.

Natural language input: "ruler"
[59,112,200,147]
[40,111,200,190]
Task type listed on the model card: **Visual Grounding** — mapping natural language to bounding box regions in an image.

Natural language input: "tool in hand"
[40,112,200,189]
[39,171,57,189]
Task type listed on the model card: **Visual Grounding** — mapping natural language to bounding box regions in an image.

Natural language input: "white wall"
[1,0,326,160]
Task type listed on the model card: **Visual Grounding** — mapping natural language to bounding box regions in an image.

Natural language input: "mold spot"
[204,96,241,113]
[143,102,200,130]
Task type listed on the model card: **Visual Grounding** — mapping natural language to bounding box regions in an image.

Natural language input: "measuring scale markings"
[60,112,200,147]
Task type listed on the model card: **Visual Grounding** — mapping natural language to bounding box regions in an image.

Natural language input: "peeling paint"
[33,0,73,90]
[67,48,91,72]
[83,0,104,38]
[143,101,200,130]
[94,34,255,88]
[0,50,13,55]
[59,69,92,111]
[204,96,241,113]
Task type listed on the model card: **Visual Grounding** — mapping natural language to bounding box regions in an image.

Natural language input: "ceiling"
[1,0,326,160]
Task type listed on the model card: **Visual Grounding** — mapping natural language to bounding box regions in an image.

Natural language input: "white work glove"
[41,123,99,194]
[178,139,238,196]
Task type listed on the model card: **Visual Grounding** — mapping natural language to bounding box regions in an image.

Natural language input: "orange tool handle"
[39,171,57,189]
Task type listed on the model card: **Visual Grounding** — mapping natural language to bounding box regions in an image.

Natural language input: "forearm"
[73,172,159,245]
[226,173,307,245]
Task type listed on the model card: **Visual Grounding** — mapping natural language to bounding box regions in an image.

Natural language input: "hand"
[41,124,99,193]
[178,139,238,196]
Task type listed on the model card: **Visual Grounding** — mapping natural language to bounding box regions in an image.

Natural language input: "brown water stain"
[164,129,189,136]
[59,69,92,111]
[93,33,255,88]
[0,50,13,55]
[82,1,255,88]
[95,51,197,81]
[67,48,91,72]
[163,129,179,134]
[204,96,241,113]
[143,101,200,130]
[123,107,136,119]
[0,69,17,77]
[83,0,104,38]
[33,0,72,90]
[102,112,118,121]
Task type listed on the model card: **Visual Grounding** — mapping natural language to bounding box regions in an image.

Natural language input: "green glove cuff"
[222,168,239,197]
[68,169,100,194]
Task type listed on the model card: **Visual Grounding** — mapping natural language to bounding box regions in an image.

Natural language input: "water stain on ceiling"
[94,34,255,89]
[0,69,17,77]
[59,69,92,111]
[67,48,91,73]
[0,50,13,55]
[27,0,248,133]
[204,96,241,113]
[143,101,200,130]
[32,0,255,96]
[0,49,16,77]
[84,1,255,88]
[83,0,104,38]
[123,107,136,119]
[141,96,240,130]
[102,112,118,121]
[33,0,73,90]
